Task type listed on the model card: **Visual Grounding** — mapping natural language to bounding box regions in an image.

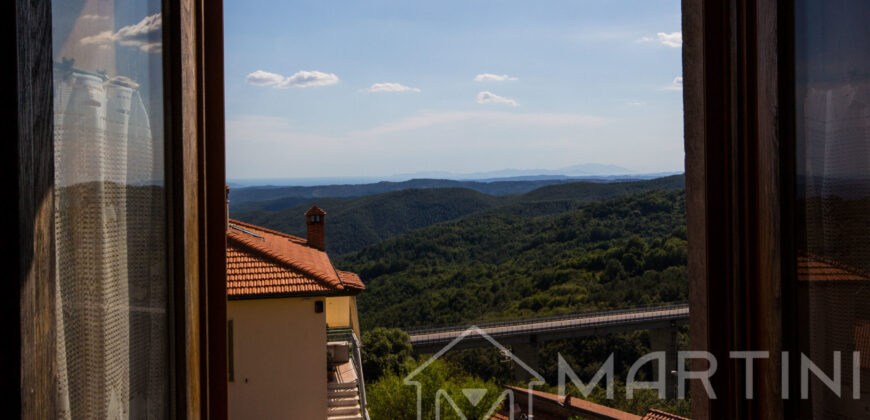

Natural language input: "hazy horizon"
[226,164,684,187]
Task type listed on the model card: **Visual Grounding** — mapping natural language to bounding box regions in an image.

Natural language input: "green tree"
[362,327,413,381]
[602,259,627,283]
[367,358,503,420]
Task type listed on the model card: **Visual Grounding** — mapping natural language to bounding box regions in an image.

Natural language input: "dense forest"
[232,175,685,256]
[339,185,690,418]
[339,189,687,330]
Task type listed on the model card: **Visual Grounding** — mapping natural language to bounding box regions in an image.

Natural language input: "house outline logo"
[403,326,546,420]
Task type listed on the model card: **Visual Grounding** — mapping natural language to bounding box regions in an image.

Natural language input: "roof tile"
[642,408,690,420]
[227,219,364,298]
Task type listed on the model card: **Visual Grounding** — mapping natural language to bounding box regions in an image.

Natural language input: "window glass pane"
[795,0,870,417]
[51,0,168,418]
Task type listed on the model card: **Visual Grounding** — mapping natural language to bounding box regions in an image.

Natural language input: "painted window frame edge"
[6,0,228,419]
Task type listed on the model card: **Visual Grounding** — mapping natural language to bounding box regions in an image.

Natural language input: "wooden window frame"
[5,0,228,418]
[684,0,797,418]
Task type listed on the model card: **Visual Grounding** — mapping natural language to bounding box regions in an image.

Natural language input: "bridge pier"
[649,322,678,399]
[511,337,540,382]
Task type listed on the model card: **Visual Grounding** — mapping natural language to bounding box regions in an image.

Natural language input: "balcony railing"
[327,327,369,420]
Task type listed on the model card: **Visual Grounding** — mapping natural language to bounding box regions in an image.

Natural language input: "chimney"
[305,206,326,251]
[226,186,231,230]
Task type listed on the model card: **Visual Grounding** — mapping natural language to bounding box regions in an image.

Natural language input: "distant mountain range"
[228,172,684,206]
[390,163,636,180]
[227,164,681,187]
[230,178,591,207]
[230,175,686,256]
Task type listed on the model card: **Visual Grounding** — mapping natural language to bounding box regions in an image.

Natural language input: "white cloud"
[635,32,682,48]
[245,70,285,86]
[245,70,340,88]
[81,13,162,53]
[657,32,682,48]
[280,70,340,88]
[474,73,518,82]
[477,91,518,106]
[368,82,421,93]
[663,76,683,91]
[627,101,645,107]
[80,31,116,46]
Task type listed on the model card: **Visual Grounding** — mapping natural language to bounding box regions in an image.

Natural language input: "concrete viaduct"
[405,304,689,398]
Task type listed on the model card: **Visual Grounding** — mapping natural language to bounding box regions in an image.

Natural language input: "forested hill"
[228,175,679,207]
[231,175,685,256]
[235,188,500,256]
[229,178,582,206]
[338,189,688,330]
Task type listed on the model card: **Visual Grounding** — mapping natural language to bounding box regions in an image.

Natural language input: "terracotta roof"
[495,386,688,420]
[227,242,335,297]
[797,252,870,282]
[561,396,641,420]
[230,218,308,242]
[338,270,365,290]
[227,219,363,299]
[505,386,642,420]
[642,408,690,420]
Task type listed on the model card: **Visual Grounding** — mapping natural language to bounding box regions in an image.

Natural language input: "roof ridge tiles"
[227,230,344,290]
[229,218,308,243]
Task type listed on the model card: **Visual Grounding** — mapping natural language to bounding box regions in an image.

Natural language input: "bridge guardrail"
[406,303,688,335]
[406,303,689,346]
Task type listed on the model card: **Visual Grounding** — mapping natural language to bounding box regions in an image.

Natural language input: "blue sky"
[224,0,683,180]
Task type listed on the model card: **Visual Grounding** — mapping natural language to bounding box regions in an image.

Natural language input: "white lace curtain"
[798,81,870,419]
[800,82,870,268]
[53,64,167,419]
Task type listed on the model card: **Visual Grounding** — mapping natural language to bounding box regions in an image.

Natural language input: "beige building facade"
[228,297,328,419]
[225,210,367,420]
